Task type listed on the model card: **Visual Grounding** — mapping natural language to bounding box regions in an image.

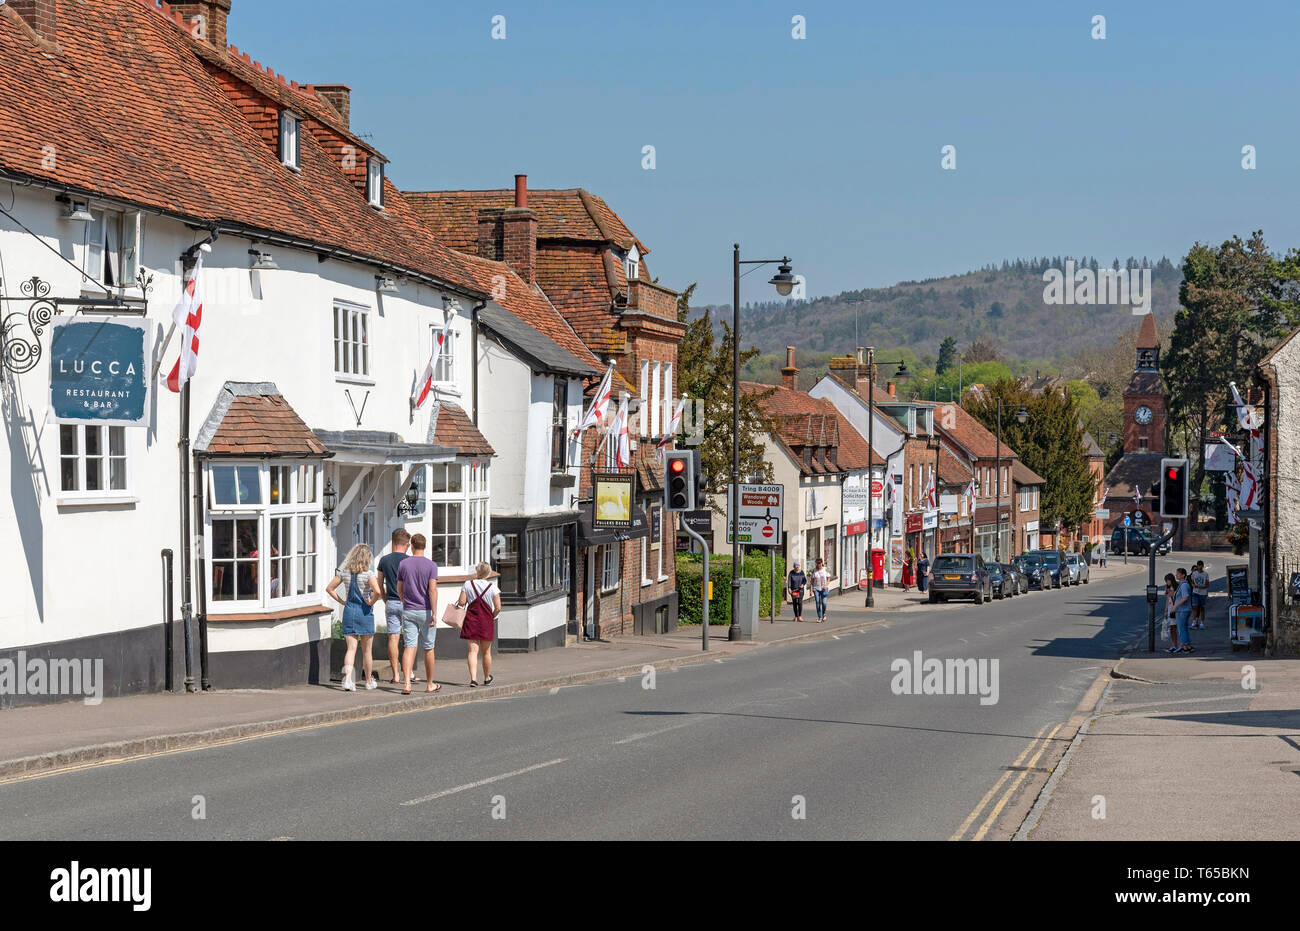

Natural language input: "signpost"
[726,483,783,546]
[49,317,155,426]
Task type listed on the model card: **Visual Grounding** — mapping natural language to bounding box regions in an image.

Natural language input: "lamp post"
[993,398,1030,561]
[731,245,796,641]
[862,346,912,606]
[928,433,941,556]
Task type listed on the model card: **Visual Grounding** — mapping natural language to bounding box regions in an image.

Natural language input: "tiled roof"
[1082,431,1105,458]
[0,0,489,298]
[1103,454,1165,498]
[937,404,1011,461]
[1013,460,1047,486]
[1124,371,1166,396]
[433,402,495,458]
[1137,313,1159,349]
[743,381,883,475]
[404,188,644,252]
[937,446,973,485]
[196,382,328,457]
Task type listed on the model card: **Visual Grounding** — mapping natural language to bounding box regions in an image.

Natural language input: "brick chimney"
[887,381,897,397]
[168,0,232,49]
[476,209,501,261]
[501,174,537,284]
[781,346,799,391]
[7,0,58,43]
[311,84,351,128]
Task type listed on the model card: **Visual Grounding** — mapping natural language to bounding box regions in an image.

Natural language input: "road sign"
[727,483,783,547]
[1095,508,1111,519]
[1123,516,1131,528]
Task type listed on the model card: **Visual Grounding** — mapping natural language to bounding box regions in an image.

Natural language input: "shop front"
[842,520,867,590]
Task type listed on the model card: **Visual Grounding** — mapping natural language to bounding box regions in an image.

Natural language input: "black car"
[1011,554,1046,590]
[1030,550,1069,588]
[1110,527,1171,556]
[986,562,1018,599]
[928,554,992,604]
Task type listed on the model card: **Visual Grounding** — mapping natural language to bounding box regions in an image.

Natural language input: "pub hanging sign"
[49,316,155,427]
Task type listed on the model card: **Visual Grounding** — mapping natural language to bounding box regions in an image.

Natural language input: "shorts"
[384,599,404,635]
[1191,593,1205,607]
[401,609,436,651]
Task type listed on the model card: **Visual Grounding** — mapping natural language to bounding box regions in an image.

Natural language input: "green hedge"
[676,552,786,625]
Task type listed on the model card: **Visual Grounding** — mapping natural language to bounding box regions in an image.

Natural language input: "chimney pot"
[514,174,528,208]
[780,346,799,391]
[887,382,897,397]
[856,347,865,365]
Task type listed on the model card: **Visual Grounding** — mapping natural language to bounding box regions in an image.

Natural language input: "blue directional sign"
[1123,516,1131,528]
[49,317,154,427]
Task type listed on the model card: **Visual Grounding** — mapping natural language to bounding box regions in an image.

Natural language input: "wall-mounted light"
[322,479,338,525]
[395,482,421,516]
[249,249,279,270]
[57,195,93,223]
[376,275,399,294]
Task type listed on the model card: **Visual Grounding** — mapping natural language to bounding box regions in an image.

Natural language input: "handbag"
[441,602,466,630]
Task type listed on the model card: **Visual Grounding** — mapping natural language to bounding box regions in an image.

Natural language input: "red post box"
[871,548,885,582]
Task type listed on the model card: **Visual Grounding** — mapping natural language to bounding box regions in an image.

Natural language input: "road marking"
[401,758,567,806]
[949,723,1051,841]
[614,718,703,745]
[972,723,1063,841]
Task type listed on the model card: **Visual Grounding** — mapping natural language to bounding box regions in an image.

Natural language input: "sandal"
[401,683,412,695]
[426,683,442,693]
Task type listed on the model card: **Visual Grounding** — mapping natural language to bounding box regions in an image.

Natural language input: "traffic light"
[693,449,707,505]
[1159,458,1189,519]
[664,451,694,512]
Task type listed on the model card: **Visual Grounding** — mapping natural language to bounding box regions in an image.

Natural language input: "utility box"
[736,577,760,641]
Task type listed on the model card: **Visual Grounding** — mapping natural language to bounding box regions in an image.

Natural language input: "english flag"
[1229,381,1261,432]
[886,475,897,509]
[576,361,615,436]
[655,396,688,462]
[966,480,977,515]
[1225,470,1241,523]
[166,256,204,393]
[1239,462,1258,510]
[611,396,631,468]
[413,313,455,409]
[924,472,936,509]
[1133,484,1143,508]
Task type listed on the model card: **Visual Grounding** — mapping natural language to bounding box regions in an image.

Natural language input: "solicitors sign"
[49,317,154,427]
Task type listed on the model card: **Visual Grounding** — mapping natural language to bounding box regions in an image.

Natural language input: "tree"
[1165,233,1300,520]
[677,285,774,504]
[964,338,1001,364]
[936,336,958,375]
[965,379,1097,533]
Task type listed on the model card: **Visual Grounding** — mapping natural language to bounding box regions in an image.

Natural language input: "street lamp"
[994,399,1030,561]
[863,347,911,607]
[732,245,796,641]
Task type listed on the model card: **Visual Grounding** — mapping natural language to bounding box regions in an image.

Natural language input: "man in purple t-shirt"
[396,533,439,694]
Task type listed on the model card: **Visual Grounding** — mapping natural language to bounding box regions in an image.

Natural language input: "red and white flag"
[1133,484,1143,508]
[924,472,936,509]
[966,480,977,515]
[576,361,615,436]
[413,313,456,409]
[655,396,688,462]
[611,396,631,468]
[1225,470,1241,523]
[166,256,204,393]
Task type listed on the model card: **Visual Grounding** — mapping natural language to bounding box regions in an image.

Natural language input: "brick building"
[407,181,684,639]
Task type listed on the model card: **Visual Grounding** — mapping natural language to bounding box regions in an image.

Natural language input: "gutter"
[470,299,485,425]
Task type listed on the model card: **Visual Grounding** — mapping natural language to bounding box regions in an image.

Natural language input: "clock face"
[1135,405,1153,425]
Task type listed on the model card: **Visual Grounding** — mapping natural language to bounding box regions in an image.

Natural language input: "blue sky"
[230,0,1300,306]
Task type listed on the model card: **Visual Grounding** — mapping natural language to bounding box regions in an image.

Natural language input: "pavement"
[1024,557,1300,840]
[0,557,1152,840]
[0,576,950,780]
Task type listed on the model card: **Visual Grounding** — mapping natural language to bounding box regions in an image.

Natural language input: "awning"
[313,429,458,465]
[576,499,650,547]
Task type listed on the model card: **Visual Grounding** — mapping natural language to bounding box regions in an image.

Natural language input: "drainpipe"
[470,299,486,424]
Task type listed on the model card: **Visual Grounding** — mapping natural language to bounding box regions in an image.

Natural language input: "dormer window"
[625,246,640,281]
[366,157,386,209]
[279,112,300,170]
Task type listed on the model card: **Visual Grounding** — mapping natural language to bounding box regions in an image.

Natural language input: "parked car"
[986,562,1019,599]
[1065,552,1090,584]
[1030,549,1069,588]
[1003,561,1029,595]
[1109,527,1171,556]
[928,554,992,604]
[1011,554,1046,590]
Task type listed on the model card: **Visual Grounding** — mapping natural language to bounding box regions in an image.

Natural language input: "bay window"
[206,460,322,611]
[424,460,490,573]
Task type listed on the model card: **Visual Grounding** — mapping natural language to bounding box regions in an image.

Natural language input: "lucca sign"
[49,317,154,426]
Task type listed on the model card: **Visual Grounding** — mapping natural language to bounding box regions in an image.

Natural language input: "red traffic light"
[670,458,686,474]
[1167,467,1179,480]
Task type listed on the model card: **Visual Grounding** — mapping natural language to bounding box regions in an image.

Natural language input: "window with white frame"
[1020,486,1031,512]
[207,461,321,609]
[651,362,661,436]
[279,111,300,169]
[333,301,371,379]
[601,542,621,592]
[366,157,385,208]
[641,536,652,586]
[625,246,639,281]
[431,327,458,384]
[663,363,674,431]
[639,360,650,436]
[82,209,141,290]
[59,424,128,495]
[551,379,568,471]
[425,460,490,572]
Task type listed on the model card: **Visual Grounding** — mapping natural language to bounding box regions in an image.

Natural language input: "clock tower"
[1122,313,1167,455]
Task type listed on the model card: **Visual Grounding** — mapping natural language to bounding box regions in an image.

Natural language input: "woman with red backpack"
[456,561,502,687]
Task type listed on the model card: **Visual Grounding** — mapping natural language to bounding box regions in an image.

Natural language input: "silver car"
[1065,552,1090,585]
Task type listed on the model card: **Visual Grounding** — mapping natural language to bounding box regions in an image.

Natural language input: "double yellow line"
[950,721,1062,841]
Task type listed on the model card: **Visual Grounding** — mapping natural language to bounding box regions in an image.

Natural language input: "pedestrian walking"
[1191,561,1209,629]
[326,543,383,692]
[377,529,410,685]
[787,561,808,621]
[811,558,830,622]
[917,551,931,593]
[1098,543,1107,569]
[456,562,502,687]
[1163,573,1179,652]
[1173,567,1194,653]
[396,533,440,694]
[901,551,914,591]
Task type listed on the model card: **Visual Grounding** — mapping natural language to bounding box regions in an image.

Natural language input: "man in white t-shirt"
[1190,561,1210,629]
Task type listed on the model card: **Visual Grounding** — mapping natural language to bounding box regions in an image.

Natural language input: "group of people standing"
[786,558,832,622]
[326,529,503,694]
[1163,560,1211,654]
